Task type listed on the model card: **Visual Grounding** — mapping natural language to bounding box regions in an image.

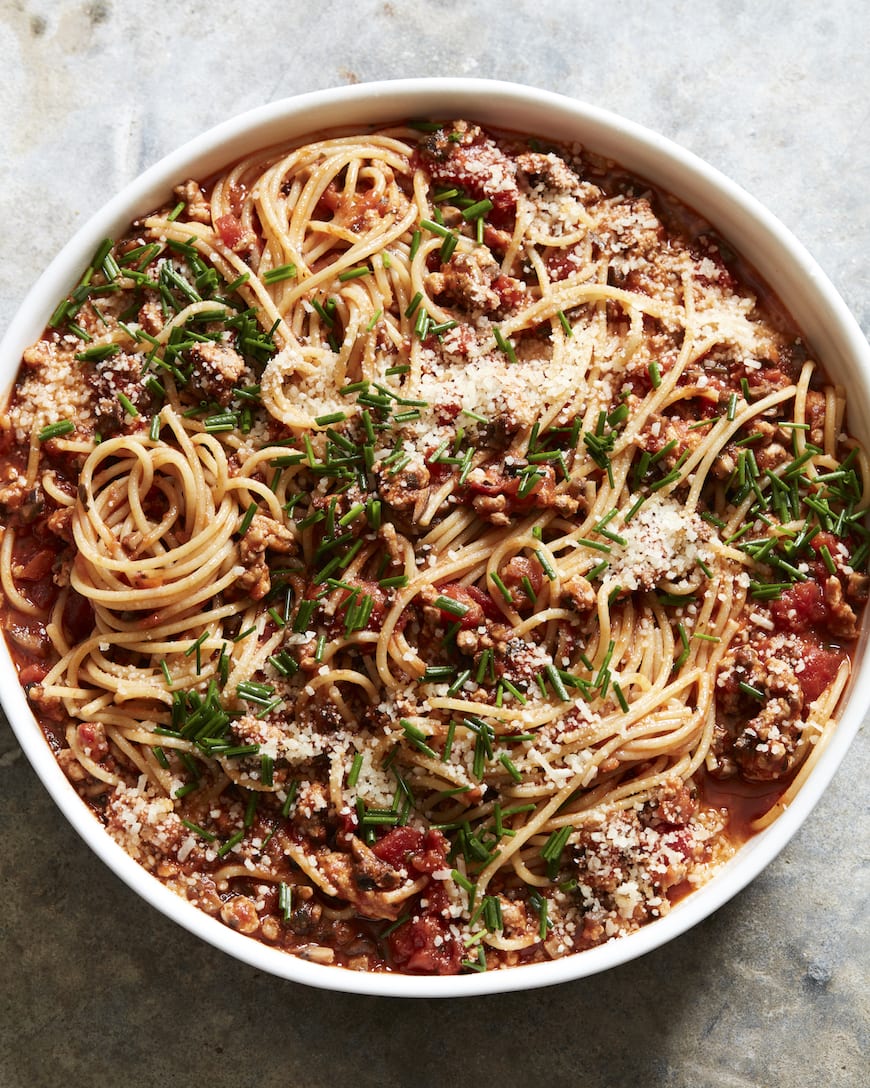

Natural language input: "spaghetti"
[1,120,866,974]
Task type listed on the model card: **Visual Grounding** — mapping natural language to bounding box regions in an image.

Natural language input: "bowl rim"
[2,76,868,998]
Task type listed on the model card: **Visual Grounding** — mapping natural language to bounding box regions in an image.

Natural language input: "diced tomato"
[769,581,829,633]
[63,589,94,643]
[416,128,519,215]
[18,662,49,685]
[491,274,525,310]
[546,243,583,282]
[373,827,449,874]
[215,213,244,249]
[15,549,55,581]
[797,641,844,704]
[388,885,462,975]
[372,826,423,869]
[77,722,108,760]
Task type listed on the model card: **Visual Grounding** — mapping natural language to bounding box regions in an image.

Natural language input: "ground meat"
[599,196,669,295]
[173,179,211,224]
[465,462,578,522]
[377,462,430,516]
[713,630,843,781]
[717,639,804,721]
[823,575,860,639]
[78,722,108,760]
[560,575,596,612]
[515,151,583,193]
[712,419,789,480]
[314,841,404,920]
[57,747,90,783]
[377,521,405,564]
[186,341,247,406]
[46,506,74,543]
[572,806,706,912]
[237,514,297,599]
[639,410,708,472]
[220,895,261,935]
[804,390,827,448]
[0,464,33,513]
[731,697,805,781]
[137,300,164,336]
[89,351,153,435]
[426,248,524,315]
[426,248,502,313]
[641,779,698,828]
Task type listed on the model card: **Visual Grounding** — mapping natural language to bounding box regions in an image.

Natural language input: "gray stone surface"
[0,1,867,1085]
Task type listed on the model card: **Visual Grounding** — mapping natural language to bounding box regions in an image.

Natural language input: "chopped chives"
[117,392,138,418]
[420,217,451,238]
[337,266,370,281]
[535,549,557,580]
[38,420,75,441]
[544,664,570,702]
[348,752,364,788]
[819,545,837,574]
[489,571,514,603]
[262,261,295,282]
[401,719,438,759]
[379,574,409,588]
[577,537,611,554]
[181,820,215,842]
[310,298,335,326]
[446,670,471,697]
[216,829,245,857]
[434,595,469,617]
[493,327,518,364]
[461,198,493,220]
[260,753,274,787]
[440,233,459,262]
[238,502,258,536]
[75,343,119,362]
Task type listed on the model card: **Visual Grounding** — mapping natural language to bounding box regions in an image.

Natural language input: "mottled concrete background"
[0,2,867,1085]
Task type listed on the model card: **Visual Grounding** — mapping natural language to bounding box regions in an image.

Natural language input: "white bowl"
[2,78,868,998]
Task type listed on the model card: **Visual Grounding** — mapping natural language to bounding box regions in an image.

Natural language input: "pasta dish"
[1,120,865,974]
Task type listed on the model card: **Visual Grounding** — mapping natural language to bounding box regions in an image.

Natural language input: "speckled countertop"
[0,2,867,1085]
